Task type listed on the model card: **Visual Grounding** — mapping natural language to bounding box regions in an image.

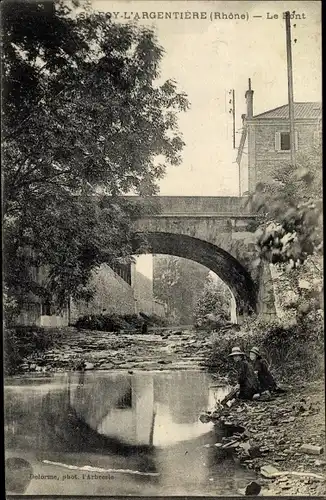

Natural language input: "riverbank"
[201,317,325,494]
[206,379,326,496]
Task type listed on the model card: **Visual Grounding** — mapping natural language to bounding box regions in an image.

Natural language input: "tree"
[194,275,232,328]
[248,142,322,270]
[153,256,181,323]
[2,0,189,311]
[153,256,209,324]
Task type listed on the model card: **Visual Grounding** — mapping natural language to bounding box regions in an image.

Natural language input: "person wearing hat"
[249,346,278,394]
[228,346,260,400]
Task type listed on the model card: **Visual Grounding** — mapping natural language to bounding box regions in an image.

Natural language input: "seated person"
[228,346,260,400]
[249,346,285,393]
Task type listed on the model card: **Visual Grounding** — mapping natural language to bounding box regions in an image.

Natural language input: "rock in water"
[245,481,262,496]
[260,465,280,479]
[84,362,94,370]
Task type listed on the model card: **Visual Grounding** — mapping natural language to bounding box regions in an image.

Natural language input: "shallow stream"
[5,370,257,495]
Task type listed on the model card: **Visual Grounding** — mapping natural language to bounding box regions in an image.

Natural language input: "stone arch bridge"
[125,196,276,321]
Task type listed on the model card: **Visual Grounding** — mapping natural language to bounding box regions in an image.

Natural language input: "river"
[4,370,257,495]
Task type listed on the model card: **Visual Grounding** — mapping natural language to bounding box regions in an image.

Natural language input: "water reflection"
[5,371,256,495]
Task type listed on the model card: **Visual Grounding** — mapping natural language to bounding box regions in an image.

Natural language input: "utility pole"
[229,89,236,149]
[232,89,236,150]
[285,11,296,167]
[229,89,240,194]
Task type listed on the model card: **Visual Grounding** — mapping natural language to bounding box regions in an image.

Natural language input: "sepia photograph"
[2,0,324,497]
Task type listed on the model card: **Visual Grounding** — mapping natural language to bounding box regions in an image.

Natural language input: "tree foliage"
[248,142,322,270]
[153,256,209,324]
[2,0,189,310]
[194,275,232,328]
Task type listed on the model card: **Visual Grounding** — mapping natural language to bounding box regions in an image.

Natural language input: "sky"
[92,0,321,197]
[91,1,321,279]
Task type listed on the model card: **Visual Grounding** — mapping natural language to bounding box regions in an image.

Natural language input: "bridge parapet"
[124,196,251,216]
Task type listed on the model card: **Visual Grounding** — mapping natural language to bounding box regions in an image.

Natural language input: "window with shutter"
[275,131,298,151]
[280,132,290,150]
[275,132,281,151]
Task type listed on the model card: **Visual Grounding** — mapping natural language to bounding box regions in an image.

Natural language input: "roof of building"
[252,102,322,120]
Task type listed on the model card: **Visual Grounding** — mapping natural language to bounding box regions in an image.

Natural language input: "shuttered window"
[281,132,291,150]
[275,131,298,151]
[275,131,281,151]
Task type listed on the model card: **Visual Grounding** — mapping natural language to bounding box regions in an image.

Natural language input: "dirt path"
[20,328,213,373]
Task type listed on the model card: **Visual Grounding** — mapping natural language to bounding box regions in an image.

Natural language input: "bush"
[122,314,143,329]
[74,312,168,332]
[75,314,130,332]
[207,316,324,383]
[145,313,168,327]
[194,275,232,328]
[3,286,20,328]
[3,326,65,375]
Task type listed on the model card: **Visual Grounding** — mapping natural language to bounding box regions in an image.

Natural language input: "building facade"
[237,79,322,194]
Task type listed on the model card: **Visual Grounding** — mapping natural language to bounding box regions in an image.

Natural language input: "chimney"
[245,78,254,119]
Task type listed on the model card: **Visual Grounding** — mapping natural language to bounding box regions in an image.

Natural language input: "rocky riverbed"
[16,327,325,496]
[18,327,214,373]
[202,380,326,496]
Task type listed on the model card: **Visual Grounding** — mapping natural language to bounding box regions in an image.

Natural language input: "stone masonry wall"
[269,256,323,326]
[133,268,154,316]
[239,143,249,195]
[132,267,166,317]
[132,268,153,303]
[70,264,136,323]
[70,265,166,323]
[257,262,277,320]
[254,120,318,186]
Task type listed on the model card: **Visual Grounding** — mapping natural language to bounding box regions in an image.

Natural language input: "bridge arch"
[132,232,258,316]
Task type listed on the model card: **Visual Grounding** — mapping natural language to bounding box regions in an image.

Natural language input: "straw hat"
[250,346,260,356]
[228,346,245,357]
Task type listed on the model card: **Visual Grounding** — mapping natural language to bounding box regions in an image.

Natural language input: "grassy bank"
[3,326,66,375]
[206,315,324,383]
[203,315,325,496]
